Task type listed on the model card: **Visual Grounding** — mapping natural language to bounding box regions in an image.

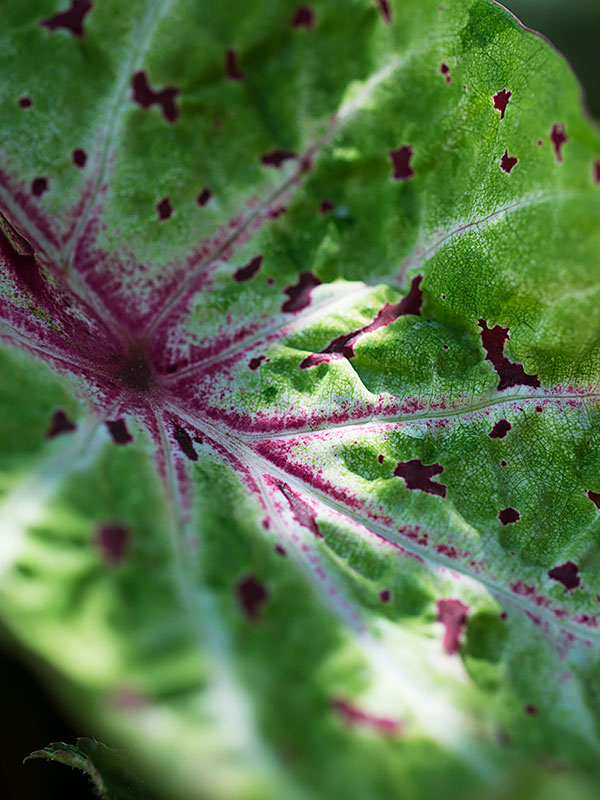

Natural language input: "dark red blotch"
[319,199,335,213]
[197,188,212,206]
[41,0,92,37]
[95,523,129,565]
[225,49,244,80]
[587,490,600,509]
[249,355,266,370]
[489,419,511,439]
[46,409,76,438]
[440,63,451,83]
[261,150,297,168]
[18,96,33,108]
[550,124,568,162]
[548,561,580,591]
[173,423,198,461]
[500,150,518,174]
[394,458,446,497]
[237,575,268,620]
[333,698,400,735]
[31,177,48,197]
[301,275,423,368]
[493,89,511,120]
[157,197,172,220]
[499,507,520,525]
[437,598,469,655]
[389,145,414,180]
[132,71,179,123]
[105,418,132,445]
[282,271,322,313]
[374,0,391,23]
[379,589,391,603]
[234,255,263,282]
[72,148,87,168]
[292,5,315,28]
[479,319,540,391]
[277,480,322,537]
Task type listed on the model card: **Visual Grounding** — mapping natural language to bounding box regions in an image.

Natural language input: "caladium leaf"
[2,0,600,798]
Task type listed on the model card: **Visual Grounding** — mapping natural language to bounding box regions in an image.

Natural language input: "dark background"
[1,1,598,797]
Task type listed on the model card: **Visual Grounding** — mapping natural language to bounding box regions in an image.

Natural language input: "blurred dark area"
[0,640,95,798]
[505,0,600,117]
[0,1,598,798]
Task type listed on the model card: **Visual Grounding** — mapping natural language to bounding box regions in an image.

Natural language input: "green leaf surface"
[2,1,600,798]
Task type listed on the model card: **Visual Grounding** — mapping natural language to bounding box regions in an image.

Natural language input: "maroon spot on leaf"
[379,589,391,603]
[442,344,449,350]
[587,490,600,509]
[105,419,132,445]
[225,48,244,80]
[41,0,92,37]
[437,598,469,655]
[301,275,423,367]
[292,5,315,28]
[493,89,511,120]
[131,70,179,123]
[389,145,414,180]
[193,435,203,444]
[524,704,538,716]
[333,699,401,735]
[261,149,297,168]
[197,187,212,206]
[440,63,451,83]
[46,409,76,438]
[72,148,87,168]
[95,523,129,566]
[594,161,600,184]
[277,480,322,537]
[501,460,507,467]
[282,271,322,313]
[500,150,518,174]
[550,123,568,162]
[489,419,511,439]
[394,459,446,497]
[374,0,392,23]
[173,423,198,461]
[500,611,508,621]
[234,254,263,282]
[548,561,580,591]
[236,575,268,620]
[319,199,335,213]
[112,687,146,710]
[31,177,48,197]
[274,544,286,557]
[268,205,287,218]
[18,96,33,108]
[378,454,384,464]
[249,355,266,370]
[479,319,540,391]
[498,507,520,525]
[156,197,172,220]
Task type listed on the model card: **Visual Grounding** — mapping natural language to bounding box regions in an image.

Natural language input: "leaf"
[24,737,149,800]
[2,1,600,798]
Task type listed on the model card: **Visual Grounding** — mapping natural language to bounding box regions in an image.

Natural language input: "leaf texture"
[2,1,600,798]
